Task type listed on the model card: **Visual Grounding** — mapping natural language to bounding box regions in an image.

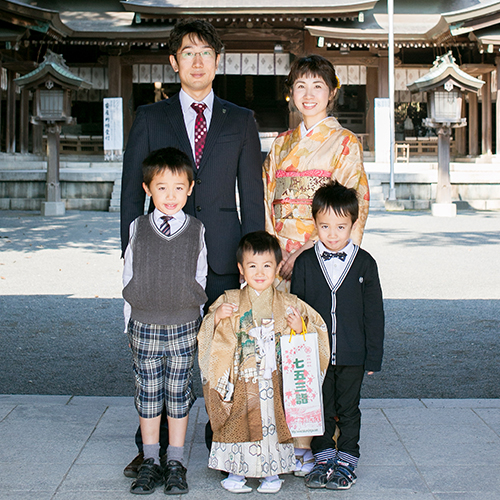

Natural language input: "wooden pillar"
[481,72,492,155]
[108,55,121,97]
[121,64,133,147]
[6,69,16,153]
[19,89,30,154]
[455,98,466,156]
[378,57,389,98]
[366,66,378,151]
[469,92,479,156]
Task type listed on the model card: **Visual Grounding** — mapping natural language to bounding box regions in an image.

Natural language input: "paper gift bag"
[280,331,324,437]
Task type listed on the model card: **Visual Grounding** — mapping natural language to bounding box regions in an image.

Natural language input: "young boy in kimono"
[291,180,385,490]
[198,231,330,494]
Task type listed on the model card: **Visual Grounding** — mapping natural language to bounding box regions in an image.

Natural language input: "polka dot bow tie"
[191,102,207,168]
[322,251,347,262]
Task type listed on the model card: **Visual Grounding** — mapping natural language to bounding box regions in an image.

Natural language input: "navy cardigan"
[291,245,384,372]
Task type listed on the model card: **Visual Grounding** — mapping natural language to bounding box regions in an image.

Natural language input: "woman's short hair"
[286,55,339,114]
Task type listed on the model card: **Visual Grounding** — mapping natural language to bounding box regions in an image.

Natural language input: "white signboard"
[103,97,123,160]
[374,98,390,165]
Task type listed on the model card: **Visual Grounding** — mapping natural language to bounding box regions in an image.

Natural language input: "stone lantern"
[15,50,91,216]
[407,52,483,217]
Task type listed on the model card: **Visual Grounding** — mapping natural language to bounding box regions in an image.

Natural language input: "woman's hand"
[214,303,237,326]
[286,306,303,333]
[279,239,315,281]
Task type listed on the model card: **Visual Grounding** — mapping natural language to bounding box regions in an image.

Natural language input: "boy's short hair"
[142,147,193,187]
[236,231,282,265]
[312,180,359,224]
[168,19,224,57]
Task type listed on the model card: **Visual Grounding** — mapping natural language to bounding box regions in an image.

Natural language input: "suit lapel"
[163,93,196,166]
[197,96,228,174]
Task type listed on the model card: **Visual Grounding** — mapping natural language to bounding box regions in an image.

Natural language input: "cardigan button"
[196,206,202,212]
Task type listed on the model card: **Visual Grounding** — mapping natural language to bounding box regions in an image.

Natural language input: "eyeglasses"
[179,50,215,60]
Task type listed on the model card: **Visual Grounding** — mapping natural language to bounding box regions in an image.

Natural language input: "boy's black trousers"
[311,364,365,459]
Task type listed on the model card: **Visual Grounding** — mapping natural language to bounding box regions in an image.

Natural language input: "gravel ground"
[1,209,499,398]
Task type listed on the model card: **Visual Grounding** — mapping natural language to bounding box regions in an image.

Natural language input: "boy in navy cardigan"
[291,180,384,490]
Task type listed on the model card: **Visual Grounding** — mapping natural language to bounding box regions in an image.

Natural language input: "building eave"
[120,0,379,15]
[306,14,448,42]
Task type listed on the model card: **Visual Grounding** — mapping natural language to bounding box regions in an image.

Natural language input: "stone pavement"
[1,395,500,499]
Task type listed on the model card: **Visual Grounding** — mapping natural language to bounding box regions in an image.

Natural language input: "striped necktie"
[160,215,173,236]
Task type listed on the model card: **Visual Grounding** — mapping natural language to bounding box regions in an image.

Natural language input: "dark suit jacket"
[291,246,384,372]
[120,93,265,275]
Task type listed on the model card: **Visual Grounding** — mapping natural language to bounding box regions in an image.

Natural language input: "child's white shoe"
[221,475,252,493]
[257,476,283,494]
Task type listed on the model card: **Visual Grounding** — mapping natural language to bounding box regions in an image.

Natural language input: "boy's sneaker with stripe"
[304,459,335,488]
[325,458,357,490]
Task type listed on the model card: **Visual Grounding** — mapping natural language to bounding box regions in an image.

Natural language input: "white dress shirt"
[123,208,208,331]
[316,239,355,286]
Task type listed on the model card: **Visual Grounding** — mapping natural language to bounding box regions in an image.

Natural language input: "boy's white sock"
[227,473,245,482]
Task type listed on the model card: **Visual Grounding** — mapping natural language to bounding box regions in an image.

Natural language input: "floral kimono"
[263,117,369,257]
[198,285,329,478]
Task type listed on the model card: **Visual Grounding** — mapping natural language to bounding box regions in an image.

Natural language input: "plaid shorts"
[127,317,201,419]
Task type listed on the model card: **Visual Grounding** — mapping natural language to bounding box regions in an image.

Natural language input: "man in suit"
[120,19,265,478]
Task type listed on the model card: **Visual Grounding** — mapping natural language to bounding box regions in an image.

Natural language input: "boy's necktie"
[160,215,173,236]
[321,251,347,262]
[191,102,207,168]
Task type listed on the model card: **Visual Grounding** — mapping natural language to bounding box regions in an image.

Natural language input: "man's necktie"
[191,102,207,168]
[160,215,173,236]
[322,251,347,262]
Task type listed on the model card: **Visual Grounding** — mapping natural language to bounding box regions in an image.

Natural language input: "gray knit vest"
[122,213,208,325]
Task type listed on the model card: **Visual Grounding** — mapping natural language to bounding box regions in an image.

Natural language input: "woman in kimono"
[263,55,369,289]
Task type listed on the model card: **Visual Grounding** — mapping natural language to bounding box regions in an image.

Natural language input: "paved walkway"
[1,395,500,500]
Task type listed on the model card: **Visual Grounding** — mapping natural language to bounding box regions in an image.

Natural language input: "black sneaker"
[164,459,189,495]
[325,459,357,490]
[130,458,163,495]
[304,459,335,488]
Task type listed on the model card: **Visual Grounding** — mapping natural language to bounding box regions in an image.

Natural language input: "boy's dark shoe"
[124,452,144,478]
[164,459,189,495]
[325,459,357,490]
[130,458,163,495]
[304,459,335,488]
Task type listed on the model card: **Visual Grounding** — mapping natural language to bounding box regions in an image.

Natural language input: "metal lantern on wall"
[407,52,483,217]
[15,51,91,216]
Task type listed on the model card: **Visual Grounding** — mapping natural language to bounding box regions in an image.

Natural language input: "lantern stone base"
[41,201,66,216]
[384,199,405,211]
[431,202,457,217]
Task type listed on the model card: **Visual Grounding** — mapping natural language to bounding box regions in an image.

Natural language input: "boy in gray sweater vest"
[123,147,208,495]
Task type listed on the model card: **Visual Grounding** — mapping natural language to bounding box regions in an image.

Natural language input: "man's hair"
[168,19,223,57]
[312,180,359,223]
[142,147,193,187]
[236,231,282,265]
[286,54,339,114]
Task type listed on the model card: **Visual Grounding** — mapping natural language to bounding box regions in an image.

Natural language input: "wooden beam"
[19,88,29,154]
[469,92,478,156]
